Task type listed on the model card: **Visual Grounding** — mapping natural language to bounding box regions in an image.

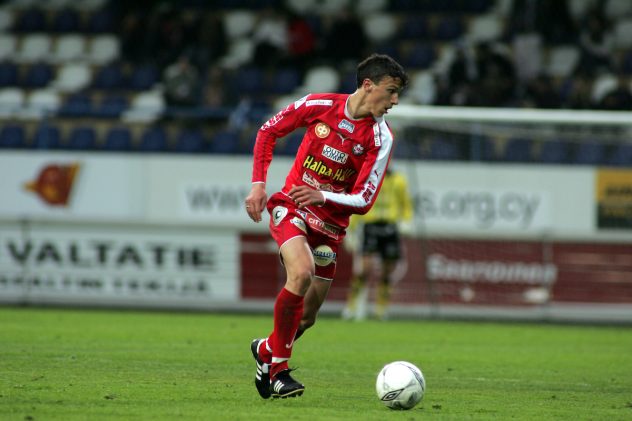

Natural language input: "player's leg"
[375,258,397,320]
[268,236,312,398]
[297,276,331,337]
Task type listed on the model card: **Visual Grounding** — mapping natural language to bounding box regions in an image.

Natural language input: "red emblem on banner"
[24,163,80,206]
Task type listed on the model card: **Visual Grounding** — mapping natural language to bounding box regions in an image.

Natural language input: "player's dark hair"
[356,54,409,89]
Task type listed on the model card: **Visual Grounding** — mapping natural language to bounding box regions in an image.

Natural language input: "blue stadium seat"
[233,67,265,95]
[139,126,168,152]
[269,68,301,95]
[67,127,97,150]
[59,93,92,117]
[398,16,429,40]
[402,44,435,69]
[574,141,606,165]
[92,94,128,118]
[539,140,570,164]
[14,7,46,32]
[92,62,126,90]
[434,16,464,41]
[33,124,61,150]
[0,61,18,87]
[52,8,81,33]
[430,137,463,160]
[175,129,206,153]
[22,62,53,88]
[0,124,26,149]
[209,129,240,154]
[129,64,159,91]
[608,143,632,167]
[103,127,133,152]
[503,138,532,162]
[87,8,114,33]
[277,131,304,156]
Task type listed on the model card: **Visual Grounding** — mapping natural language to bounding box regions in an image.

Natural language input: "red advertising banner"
[240,234,632,306]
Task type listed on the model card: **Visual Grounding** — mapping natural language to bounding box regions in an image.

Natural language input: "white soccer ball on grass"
[375,361,425,410]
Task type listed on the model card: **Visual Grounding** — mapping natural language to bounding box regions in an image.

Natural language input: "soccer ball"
[375,361,425,410]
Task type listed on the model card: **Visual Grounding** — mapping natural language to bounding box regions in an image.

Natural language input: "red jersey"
[252,93,395,229]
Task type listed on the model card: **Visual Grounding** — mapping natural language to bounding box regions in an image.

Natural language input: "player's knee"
[287,267,314,294]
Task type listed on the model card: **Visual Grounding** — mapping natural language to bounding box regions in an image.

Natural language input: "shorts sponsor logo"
[322,145,348,164]
[272,206,288,226]
[313,244,336,266]
[290,216,307,233]
[338,119,355,133]
[315,123,330,138]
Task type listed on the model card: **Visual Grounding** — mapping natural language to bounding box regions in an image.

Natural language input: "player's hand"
[288,184,324,209]
[245,183,267,223]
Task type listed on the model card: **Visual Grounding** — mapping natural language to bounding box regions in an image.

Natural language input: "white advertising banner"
[0,222,239,307]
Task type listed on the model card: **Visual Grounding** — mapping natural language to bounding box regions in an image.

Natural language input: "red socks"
[266,287,304,378]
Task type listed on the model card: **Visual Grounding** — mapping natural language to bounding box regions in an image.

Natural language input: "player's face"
[367,76,403,117]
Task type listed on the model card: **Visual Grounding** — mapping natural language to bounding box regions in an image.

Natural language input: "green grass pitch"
[1,307,631,420]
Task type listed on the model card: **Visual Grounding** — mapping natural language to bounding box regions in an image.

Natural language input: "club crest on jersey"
[315,123,330,138]
[338,119,355,133]
[322,145,348,164]
[272,206,288,226]
[353,144,364,155]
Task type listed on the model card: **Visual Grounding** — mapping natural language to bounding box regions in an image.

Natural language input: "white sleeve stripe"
[321,120,393,208]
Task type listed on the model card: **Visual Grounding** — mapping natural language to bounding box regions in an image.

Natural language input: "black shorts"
[361,222,401,260]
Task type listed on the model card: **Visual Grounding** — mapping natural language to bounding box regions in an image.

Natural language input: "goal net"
[372,105,632,321]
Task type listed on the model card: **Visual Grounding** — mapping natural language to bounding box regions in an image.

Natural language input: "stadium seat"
[87,7,114,33]
[0,9,13,32]
[92,62,126,90]
[608,143,632,167]
[102,127,133,151]
[0,34,17,61]
[467,14,504,43]
[223,10,256,39]
[52,63,92,93]
[0,87,25,118]
[545,46,580,78]
[93,94,128,118]
[122,91,164,123]
[435,16,464,41]
[613,18,632,49]
[574,141,606,165]
[401,43,435,69]
[277,131,304,156]
[430,137,463,160]
[397,15,429,40]
[407,70,436,105]
[14,7,46,32]
[51,34,87,63]
[22,62,54,88]
[129,64,159,91]
[67,126,97,150]
[504,138,533,162]
[174,129,206,153]
[269,68,301,95]
[59,93,92,117]
[138,126,168,152]
[16,34,52,63]
[32,124,61,149]
[209,129,240,154]
[0,124,27,149]
[539,140,571,164]
[0,61,18,87]
[220,37,255,69]
[87,35,120,64]
[299,65,340,95]
[21,89,61,119]
[363,14,398,43]
[52,8,81,32]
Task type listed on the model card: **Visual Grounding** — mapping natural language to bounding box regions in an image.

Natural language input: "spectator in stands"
[252,7,289,69]
[523,74,562,109]
[564,75,596,109]
[599,74,632,110]
[472,42,516,106]
[286,11,316,75]
[322,8,367,66]
[162,53,200,107]
[574,12,614,78]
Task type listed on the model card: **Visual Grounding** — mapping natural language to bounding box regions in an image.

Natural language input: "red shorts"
[266,192,344,281]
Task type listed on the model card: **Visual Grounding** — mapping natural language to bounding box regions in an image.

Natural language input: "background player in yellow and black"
[342,167,413,320]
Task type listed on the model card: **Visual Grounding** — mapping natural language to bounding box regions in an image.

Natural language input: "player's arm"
[320,121,394,215]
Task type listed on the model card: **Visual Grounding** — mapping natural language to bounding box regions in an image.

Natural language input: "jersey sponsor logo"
[294,95,308,109]
[302,172,343,193]
[272,206,288,226]
[306,99,333,107]
[338,119,355,133]
[322,145,348,164]
[290,216,307,233]
[353,144,364,155]
[313,244,336,266]
[303,155,356,181]
[373,123,381,147]
[315,123,330,138]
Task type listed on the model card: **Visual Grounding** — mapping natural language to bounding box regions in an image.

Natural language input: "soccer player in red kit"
[245,54,408,399]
